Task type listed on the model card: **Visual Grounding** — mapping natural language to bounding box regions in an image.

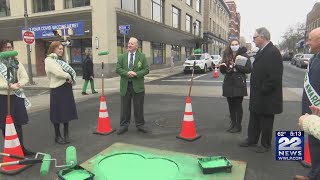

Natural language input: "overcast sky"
[235,0,319,44]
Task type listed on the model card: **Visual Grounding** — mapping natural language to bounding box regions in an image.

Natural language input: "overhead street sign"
[120,29,129,35]
[119,25,130,30]
[22,31,35,45]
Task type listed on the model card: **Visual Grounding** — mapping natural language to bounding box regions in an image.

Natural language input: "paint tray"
[57,165,95,180]
[198,156,232,174]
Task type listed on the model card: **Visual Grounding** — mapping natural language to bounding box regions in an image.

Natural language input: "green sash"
[47,53,77,84]
[304,58,320,106]
[0,62,31,109]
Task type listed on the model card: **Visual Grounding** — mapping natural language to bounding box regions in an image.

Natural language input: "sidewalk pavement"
[24,65,183,113]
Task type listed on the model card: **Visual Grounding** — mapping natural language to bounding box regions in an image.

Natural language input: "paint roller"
[0,146,77,176]
[0,50,18,58]
[98,51,109,56]
[40,146,78,176]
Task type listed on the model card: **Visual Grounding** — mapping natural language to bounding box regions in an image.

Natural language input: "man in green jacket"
[116,37,149,135]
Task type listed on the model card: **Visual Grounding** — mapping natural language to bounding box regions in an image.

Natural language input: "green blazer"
[116,51,149,96]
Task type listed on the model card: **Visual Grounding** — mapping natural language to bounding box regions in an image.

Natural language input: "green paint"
[81,143,247,180]
[62,169,92,180]
[94,153,179,180]
[199,157,231,168]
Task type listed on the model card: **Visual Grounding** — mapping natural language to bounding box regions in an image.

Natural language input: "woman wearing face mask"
[219,39,251,133]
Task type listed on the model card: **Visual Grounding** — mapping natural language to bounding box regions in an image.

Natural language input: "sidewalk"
[24,65,183,113]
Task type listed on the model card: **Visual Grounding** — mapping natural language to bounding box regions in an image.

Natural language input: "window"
[151,42,165,64]
[0,0,10,17]
[195,20,201,36]
[33,0,55,13]
[151,0,164,23]
[186,0,192,6]
[172,45,181,61]
[69,39,92,64]
[65,0,90,9]
[196,0,201,13]
[172,6,180,29]
[185,47,192,58]
[120,0,139,14]
[186,14,192,33]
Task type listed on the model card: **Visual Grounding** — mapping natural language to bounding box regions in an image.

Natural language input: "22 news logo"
[276,131,304,161]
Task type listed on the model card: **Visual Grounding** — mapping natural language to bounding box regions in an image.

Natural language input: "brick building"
[224,1,240,40]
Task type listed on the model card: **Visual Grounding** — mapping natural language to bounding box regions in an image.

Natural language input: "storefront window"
[65,0,90,9]
[172,45,181,61]
[0,0,10,17]
[33,0,55,13]
[185,47,192,59]
[151,42,165,64]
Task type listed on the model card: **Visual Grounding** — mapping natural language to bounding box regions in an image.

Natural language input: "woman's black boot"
[54,123,65,144]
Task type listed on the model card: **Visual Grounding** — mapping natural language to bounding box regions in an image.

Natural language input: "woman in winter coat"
[81,48,97,95]
[0,40,34,155]
[44,41,78,144]
[220,39,251,133]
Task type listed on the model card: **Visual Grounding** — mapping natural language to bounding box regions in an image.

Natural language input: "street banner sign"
[22,31,35,45]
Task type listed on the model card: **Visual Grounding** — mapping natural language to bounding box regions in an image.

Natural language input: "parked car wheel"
[202,65,207,73]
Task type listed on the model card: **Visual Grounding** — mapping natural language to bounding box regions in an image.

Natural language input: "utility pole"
[24,0,34,84]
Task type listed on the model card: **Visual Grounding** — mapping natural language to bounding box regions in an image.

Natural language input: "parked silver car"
[183,53,213,73]
[296,54,313,68]
[210,55,222,67]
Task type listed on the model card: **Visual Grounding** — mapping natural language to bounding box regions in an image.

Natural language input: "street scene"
[0,0,320,180]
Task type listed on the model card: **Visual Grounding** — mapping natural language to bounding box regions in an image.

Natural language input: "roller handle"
[0,159,42,167]
[0,152,26,159]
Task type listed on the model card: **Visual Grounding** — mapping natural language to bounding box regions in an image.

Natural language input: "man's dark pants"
[247,111,275,148]
[120,82,145,128]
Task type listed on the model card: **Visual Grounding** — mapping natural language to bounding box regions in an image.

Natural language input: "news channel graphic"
[276,131,304,161]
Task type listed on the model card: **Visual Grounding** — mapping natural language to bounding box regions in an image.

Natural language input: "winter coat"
[82,56,94,80]
[220,47,251,97]
[249,42,283,114]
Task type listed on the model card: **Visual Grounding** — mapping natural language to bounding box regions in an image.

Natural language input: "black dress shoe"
[22,147,36,156]
[137,126,149,133]
[229,125,241,133]
[239,139,257,147]
[55,137,66,144]
[117,127,128,135]
[82,92,89,95]
[255,146,270,153]
[92,91,98,94]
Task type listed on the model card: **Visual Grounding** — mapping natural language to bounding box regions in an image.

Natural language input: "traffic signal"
[52,29,62,37]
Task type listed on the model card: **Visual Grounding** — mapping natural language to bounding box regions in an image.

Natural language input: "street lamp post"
[193,22,197,49]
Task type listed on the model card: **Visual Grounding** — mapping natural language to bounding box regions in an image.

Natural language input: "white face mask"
[231,45,239,52]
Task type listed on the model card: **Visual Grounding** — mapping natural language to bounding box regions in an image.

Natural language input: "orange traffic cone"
[213,67,219,78]
[177,96,201,141]
[1,115,30,174]
[93,96,116,135]
[300,139,311,168]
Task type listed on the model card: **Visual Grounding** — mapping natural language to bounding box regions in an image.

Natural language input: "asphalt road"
[0,61,310,180]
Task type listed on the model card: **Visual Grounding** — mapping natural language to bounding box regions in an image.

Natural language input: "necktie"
[129,53,134,69]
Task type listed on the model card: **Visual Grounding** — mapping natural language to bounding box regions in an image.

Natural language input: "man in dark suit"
[116,37,149,135]
[239,27,283,153]
[294,27,320,180]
